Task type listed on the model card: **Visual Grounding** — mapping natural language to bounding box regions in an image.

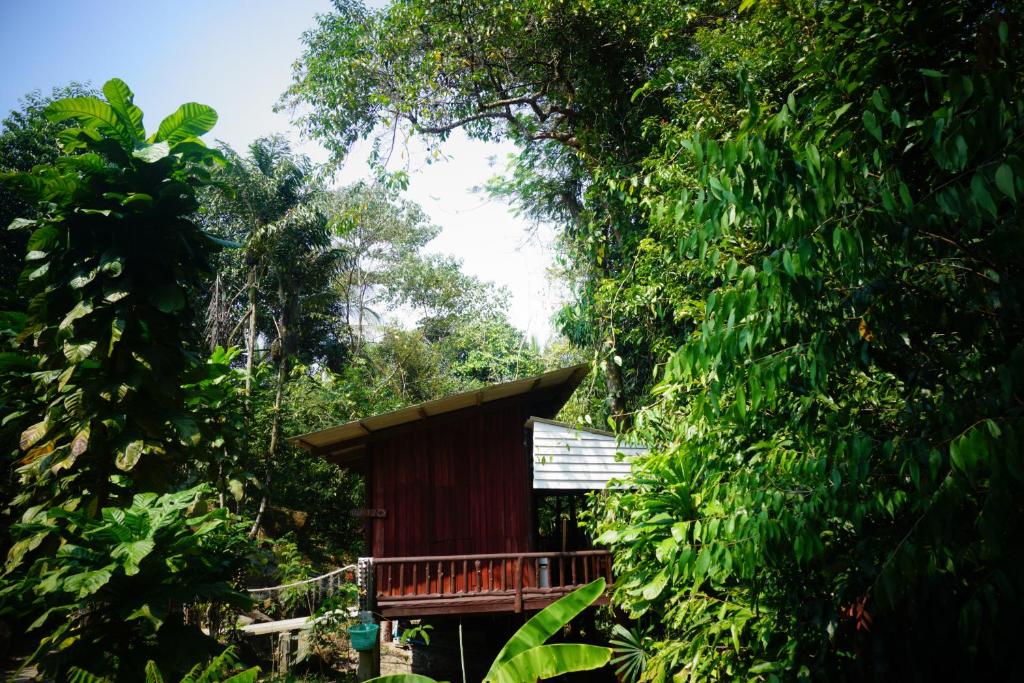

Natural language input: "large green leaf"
[365,675,443,683]
[116,440,145,471]
[143,660,164,683]
[112,539,155,575]
[489,644,611,683]
[63,568,113,599]
[59,300,94,330]
[8,217,37,231]
[0,351,34,372]
[995,163,1016,202]
[152,103,218,145]
[150,285,185,313]
[63,340,98,363]
[45,97,133,147]
[20,421,47,450]
[219,669,260,683]
[102,78,145,142]
[201,231,243,248]
[67,667,110,683]
[27,225,59,251]
[170,416,201,446]
[484,578,605,681]
[132,142,170,163]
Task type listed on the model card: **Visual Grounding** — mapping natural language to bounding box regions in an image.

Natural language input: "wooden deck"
[371,550,612,618]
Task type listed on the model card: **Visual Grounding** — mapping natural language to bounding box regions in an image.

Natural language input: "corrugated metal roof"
[290,364,590,454]
[530,418,647,490]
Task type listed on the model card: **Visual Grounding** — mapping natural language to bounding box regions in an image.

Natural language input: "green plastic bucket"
[348,622,380,651]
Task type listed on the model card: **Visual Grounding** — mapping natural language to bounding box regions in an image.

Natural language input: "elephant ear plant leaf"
[101,77,146,142]
[151,101,219,145]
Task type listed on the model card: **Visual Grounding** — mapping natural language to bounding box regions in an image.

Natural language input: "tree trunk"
[249,350,285,538]
[605,349,627,429]
[217,461,226,510]
[206,273,222,352]
[250,275,295,539]
[244,270,257,397]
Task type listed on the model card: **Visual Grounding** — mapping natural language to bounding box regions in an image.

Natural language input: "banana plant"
[367,578,611,683]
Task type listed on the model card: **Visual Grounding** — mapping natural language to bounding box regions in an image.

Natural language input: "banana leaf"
[484,577,605,681]
[489,643,612,683]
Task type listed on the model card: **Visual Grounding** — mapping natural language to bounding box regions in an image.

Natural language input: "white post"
[356,558,380,681]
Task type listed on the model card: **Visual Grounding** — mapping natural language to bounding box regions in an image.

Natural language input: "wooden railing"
[371,550,611,614]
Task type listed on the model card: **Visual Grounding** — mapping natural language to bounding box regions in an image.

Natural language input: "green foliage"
[1,78,227,513]
[200,134,340,543]
[203,134,344,368]
[481,577,602,683]
[271,532,319,615]
[247,364,365,559]
[366,579,610,683]
[399,623,433,646]
[283,0,726,421]
[0,83,98,305]
[307,582,360,653]
[608,624,651,683]
[66,645,259,683]
[0,79,252,679]
[367,304,544,407]
[1,486,253,679]
[488,644,611,683]
[287,0,1024,677]
[182,345,252,507]
[283,0,682,155]
[589,0,1024,678]
[326,180,440,354]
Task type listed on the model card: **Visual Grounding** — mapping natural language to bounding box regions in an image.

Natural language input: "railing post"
[357,557,375,613]
[356,557,380,682]
[514,555,523,613]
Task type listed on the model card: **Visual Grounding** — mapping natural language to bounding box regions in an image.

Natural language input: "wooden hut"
[290,364,646,618]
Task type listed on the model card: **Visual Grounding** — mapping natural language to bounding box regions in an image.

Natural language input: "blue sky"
[0,0,561,343]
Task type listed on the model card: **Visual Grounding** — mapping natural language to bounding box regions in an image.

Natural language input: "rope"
[247,564,356,596]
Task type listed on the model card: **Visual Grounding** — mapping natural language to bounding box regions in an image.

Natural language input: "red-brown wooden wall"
[369,399,533,559]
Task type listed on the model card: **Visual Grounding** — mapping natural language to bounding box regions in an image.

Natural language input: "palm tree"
[204,135,342,535]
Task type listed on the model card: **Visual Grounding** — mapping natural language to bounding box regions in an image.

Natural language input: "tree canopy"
[2,0,1023,677]
[285,0,1024,677]
[0,72,551,676]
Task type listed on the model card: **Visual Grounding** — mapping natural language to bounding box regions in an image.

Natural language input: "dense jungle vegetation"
[2,0,1023,679]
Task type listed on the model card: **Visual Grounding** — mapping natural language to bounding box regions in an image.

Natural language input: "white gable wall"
[530,418,647,490]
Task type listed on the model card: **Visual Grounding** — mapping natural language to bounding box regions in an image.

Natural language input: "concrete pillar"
[357,635,381,681]
[273,631,294,674]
